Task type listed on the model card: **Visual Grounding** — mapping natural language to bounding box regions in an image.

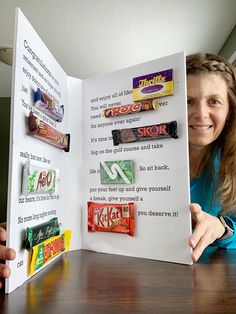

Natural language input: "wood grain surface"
[1,247,236,314]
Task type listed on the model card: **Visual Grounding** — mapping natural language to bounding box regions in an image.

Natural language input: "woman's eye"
[187,99,193,106]
[209,98,221,105]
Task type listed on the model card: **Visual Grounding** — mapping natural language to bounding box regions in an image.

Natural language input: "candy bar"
[24,217,60,250]
[133,69,173,101]
[22,160,58,195]
[100,160,134,184]
[103,99,159,118]
[88,202,135,236]
[28,112,70,151]
[29,230,72,275]
[34,88,64,122]
[112,120,178,146]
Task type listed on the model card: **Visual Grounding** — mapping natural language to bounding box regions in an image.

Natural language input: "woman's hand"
[189,204,225,262]
[0,223,16,289]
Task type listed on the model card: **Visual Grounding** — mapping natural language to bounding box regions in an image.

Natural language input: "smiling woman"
[188,74,229,153]
[186,53,236,262]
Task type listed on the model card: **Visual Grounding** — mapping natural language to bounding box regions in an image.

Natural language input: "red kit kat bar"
[112,120,178,146]
[88,202,135,237]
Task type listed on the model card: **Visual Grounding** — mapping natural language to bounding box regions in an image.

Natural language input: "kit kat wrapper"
[112,120,178,146]
[88,202,135,236]
[28,112,70,151]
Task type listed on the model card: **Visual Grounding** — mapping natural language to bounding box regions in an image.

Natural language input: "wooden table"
[1,247,236,314]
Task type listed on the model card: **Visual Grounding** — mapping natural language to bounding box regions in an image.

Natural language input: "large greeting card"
[6,8,192,293]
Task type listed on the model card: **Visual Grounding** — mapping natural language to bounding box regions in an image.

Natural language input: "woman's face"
[187,73,229,149]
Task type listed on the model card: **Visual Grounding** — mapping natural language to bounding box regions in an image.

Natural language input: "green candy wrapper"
[24,217,60,250]
[22,160,58,195]
[100,160,135,184]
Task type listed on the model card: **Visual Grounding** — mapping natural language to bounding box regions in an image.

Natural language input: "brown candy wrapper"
[103,99,159,118]
[28,112,70,151]
[112,120,178,146]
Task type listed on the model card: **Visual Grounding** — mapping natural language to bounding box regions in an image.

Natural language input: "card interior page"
[82,52,192,264]
[5,9,82,293]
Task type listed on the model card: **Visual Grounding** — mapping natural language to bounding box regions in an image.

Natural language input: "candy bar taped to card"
[24,217,60,250]
[29,231,72,275]
[133,69,174,101]
[100,160,135,184]
[112,121,178,146]
[103,99,159,118]
[34,88,64,122]
[22,160,59,195]
[88,202,135,236]
[28,112,70,151]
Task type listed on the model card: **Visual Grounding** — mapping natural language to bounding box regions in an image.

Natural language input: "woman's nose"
[192,102,209,119]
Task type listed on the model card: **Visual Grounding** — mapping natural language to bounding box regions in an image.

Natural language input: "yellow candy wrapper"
[133,69,174,101]
[29,230,72,275]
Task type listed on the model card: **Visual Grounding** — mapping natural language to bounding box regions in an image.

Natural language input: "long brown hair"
[186,53,236,213]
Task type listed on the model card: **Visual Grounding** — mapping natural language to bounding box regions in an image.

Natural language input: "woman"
[187,53,236,261]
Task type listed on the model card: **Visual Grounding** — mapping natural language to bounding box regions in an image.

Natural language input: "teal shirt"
[190,154,236,249]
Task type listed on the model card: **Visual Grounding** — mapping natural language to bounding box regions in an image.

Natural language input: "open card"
[6,8,192,293]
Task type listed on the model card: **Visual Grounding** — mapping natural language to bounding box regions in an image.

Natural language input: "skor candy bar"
[88,202,135,236]
[100,160,135,184]
[133,69,173,101]
[34,88,64,122]
[28,112,70,151]
[103,99,159,118]
[112,120,178,146]
[29,230,72,275]
[22,160,58,195]
[24,217,60,250]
